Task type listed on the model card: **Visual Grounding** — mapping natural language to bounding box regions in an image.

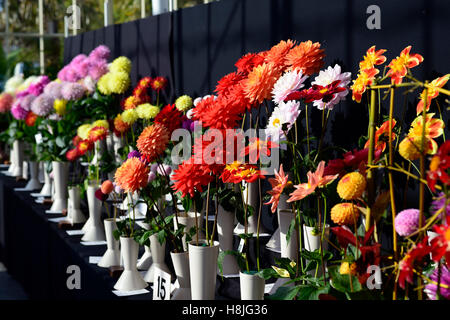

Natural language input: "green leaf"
[297,284,330,300]
[328,265,362,293]
[286,217,296,244]
[218,250,246,277]
[255,268,278,280]
[266,286,300,300]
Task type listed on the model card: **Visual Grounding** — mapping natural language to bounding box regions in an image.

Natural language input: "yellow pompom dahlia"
[121,109,138,125]
[136,103,160,120]
[337,172,366,200]
[331,203,360,226]
[110,56,132,74]
[97,74,112,95]
[399,135,430,161]
[77,124,93,140]
[108,71,130,94]
[175,95,193,112]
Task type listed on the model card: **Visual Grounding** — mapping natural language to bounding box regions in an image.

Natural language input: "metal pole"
[72,0,78,35]
[173,0,178,10]
[64,16,69,38]
[104,0,114,26]
[39,0,45,74]
[141,0,146,18]
[4,0,9,54]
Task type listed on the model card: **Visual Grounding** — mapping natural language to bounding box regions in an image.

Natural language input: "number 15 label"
[153,268,171,300]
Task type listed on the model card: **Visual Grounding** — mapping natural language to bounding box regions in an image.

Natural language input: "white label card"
[238,238,245,253]
[35,133,43,145]
[153,268,171,300]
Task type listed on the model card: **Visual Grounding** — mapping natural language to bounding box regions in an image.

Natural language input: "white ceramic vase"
[6,141,16,175]
[240,271,265,300]
[67,186,86,224]
[144,234,171,283]
[11,140,24,177]
[81,185,105,241]
[170,251,191,300]
[189,240,219,300]
[35,163,52,197]
[114,237,148,291]
[303,224,330,276]
[49,161,69,212]
[217,205,240,276]
[24,161,42,191]
[98,218,120,268]
[137,222,152,270]
[112,134,124,163]
[267,194,290,251]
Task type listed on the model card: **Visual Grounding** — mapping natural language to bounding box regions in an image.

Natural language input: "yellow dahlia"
[136,103,160,120]
[92,119,109,130]
[331,203,360,226]
[108,71,130,94]
[175,95,193,112]
[114,157,149,193]
[121,109,138,125]
[399,136,429,161]
[109,56,132,74]
[77,124,93,140]
[136,123,170,163]
[53,99,67,116]
[339,262,357,276]
[97,74,112,95]
[337,172,366,200]
[243,62,280,105]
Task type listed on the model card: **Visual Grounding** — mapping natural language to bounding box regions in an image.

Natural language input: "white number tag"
[153,268,171,300]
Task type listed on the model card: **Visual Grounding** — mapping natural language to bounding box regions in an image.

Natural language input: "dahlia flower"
[4,75,24,94]
[264,39,296,72]
[235,52,265,75]
[123,96,141,110]
[30,94,55,117]
[417,74,450,115]
[0,93,14,113]
[114,157,149,193]
[425,265,450,300]
[53,99,67,116]
[19,95,36,112]
[266,164,292,213]
[272,69,308,104]
[157,164,172,176]
[121,109,138,125]
[128,150,142,159]
[243,62,280,105]
[25,111,38,127]
[151,76,167,91]
[27,75,50,96]
[89,45,110,61]
[337,172,366,200]
[77,124,93,140]
[331,203,360,226]
[407,113,444,155]
[88,126,108,143]
[154,104,184,134]
[350,68,378,103]
[265,100,301,147]
[136,103,160,119]
[82,76,96,94]
[364,119,397,153]
[108,71,130,94]
[427,141,450,192]
[398,237,431,289]
[430,216,450,263]
[88,60,109,81]
[97,74,112,95]
[110,56,132,74]
[285,40,325,75]
[311,64,351,110]
[43,81,63,100]
[175,95,193,112]
[11,104,28,120]
[61,82,86,101]
[387,46,423,85]
[215,72,245,97]
[399,136,426,161]
[92,119,109,129]
[171,158,214,197]
[113,114,130,134]
[394,209,420,236]
[359,45,387,71]
[136,123,170,163]
[76,139,93,156]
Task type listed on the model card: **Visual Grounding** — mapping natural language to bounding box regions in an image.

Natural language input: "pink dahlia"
[11,103,28,120]
[61,82,86,101]
[272,69,308,104]
[44,81,63,100]
[88,60,108,80]
[89,45,110,61]
[31,94,55,116]
[27,75,50,96]
[20,95,36,111]
[395,209,420,236]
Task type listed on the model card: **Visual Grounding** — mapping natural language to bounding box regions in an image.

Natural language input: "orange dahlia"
[76,139,93,156]
[359,45,387,71]
[136,123,170,163]
[199,95,244,129]
[285,40,325,76]
[331,203,360,226]
[114,157,149,193]
[114,114,130,134]
[264,39,296,72]
[215,72,245,97]
[386,46,423,85]
[235,52,265,75]
[123,95,141,110]
[242,62,280,105]
[351,68,379,103]
[25,111,38,127]
[416,74,450,115]
[408,113,444,154]
[337,172,366,200]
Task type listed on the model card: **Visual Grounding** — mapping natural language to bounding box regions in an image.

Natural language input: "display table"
[0,167,278,300]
